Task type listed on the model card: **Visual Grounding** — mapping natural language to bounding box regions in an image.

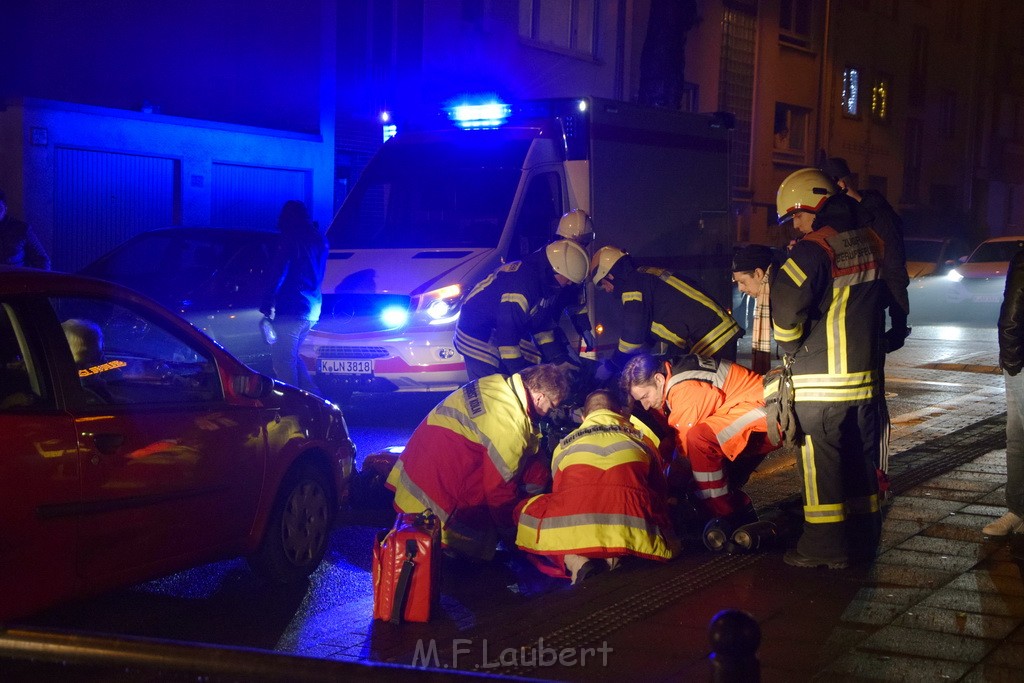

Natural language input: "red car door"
[46,294,268,591]
[0,301,82,620]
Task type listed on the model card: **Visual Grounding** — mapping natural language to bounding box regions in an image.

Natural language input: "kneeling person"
[621,353,779,529]
[386,364,572,561]
[515,390,680,583]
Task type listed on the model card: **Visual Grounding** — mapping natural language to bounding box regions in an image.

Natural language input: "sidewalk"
[360,337,1023,682]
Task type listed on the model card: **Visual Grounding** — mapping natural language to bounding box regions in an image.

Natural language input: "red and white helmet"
[776,168,836,224]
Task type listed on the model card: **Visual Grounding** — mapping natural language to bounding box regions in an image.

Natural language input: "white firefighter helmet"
[545,239,589,284]
[590,245,628,285]
[776,168,836,224]
[556,209,595,244]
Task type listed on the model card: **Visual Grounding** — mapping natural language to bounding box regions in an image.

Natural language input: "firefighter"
[822,157,912,492]
[386,363,572,561]
[771,167,886,569]
[548,210,597,354]
[455,239,589,381]
[589,246,740,376]
[620,352,777,530]
[515,389,680,583]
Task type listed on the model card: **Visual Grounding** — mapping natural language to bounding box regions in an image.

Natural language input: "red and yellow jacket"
[386,373,540,560]
[515,409,679,561]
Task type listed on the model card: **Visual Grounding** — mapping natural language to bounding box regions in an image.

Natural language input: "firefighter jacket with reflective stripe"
[612,266,739,367]
[455,251,568,373]
[386,373,541,560]
[662,355,768,461]
[770,211,886,405]
[515,410,679,561]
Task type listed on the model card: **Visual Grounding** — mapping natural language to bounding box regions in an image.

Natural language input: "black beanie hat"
[822,157,852,181]
[732,244,774,273]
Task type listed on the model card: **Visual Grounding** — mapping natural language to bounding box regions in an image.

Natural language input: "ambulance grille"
[316,346,389,360]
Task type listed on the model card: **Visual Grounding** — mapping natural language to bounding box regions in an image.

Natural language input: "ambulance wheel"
[250,463,334,583]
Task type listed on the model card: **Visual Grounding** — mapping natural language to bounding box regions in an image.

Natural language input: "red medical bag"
[372,509,441,623]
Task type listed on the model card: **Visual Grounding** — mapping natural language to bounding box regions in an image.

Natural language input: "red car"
[0,266,355,620]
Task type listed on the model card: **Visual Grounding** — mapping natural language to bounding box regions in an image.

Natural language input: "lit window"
[842,67,860,117]
[871,77,890,122]
[774,103,809,156]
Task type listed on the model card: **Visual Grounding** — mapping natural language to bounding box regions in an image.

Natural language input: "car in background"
[904,236,970,278]
[79,227,279,373]
[947,235,1024,282]
[0,266,355,620]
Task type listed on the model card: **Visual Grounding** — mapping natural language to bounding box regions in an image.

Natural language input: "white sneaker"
[564,554,588,584]
[982,511,1024,537]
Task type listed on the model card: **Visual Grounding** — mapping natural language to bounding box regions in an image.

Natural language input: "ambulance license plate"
[319,359,373,375]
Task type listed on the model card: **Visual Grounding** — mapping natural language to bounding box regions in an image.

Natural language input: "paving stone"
[961,503,1010,516]
[948,570,1024,597]
[921,587,1024,618]
[904,485,990,503]
[850,585,934,609]
[922,521,992,543]
[854,624,996,662]
[838,598,908,626]
[936,512,996,530]
[893,605,1020,640]
[863,563,958,590]
[978,636,1024,667]
[816,651,973,681]
[961,663,1024,683]
[875,547,980,573]
[896,535,990,560]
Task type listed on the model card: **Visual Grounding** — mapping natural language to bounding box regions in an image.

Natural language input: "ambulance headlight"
[412,284,463,325]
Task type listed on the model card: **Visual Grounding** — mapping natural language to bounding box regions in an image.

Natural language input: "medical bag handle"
[389,539,418,625]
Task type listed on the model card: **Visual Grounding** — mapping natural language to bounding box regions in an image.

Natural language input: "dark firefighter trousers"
[793,400,882,562]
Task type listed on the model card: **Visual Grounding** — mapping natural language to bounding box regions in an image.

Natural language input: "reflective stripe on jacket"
[614,266,739,364]
[770,224,885,404]
[515,410,679,561]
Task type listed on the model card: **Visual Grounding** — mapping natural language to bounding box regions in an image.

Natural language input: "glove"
[884,326,910,353]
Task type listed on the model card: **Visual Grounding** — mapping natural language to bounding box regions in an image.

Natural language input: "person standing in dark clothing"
[822,157,911,489]
[982,247,1024,536]
[261,200,327,392]
[771,168,886,569]
[0,189,50,270]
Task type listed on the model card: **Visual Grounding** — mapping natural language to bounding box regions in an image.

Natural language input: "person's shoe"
[565,554,605,584]
[783,548,849,570]
[574,558,604,583]
[982,511,1024,537]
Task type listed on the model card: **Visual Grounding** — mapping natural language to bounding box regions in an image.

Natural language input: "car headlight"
[412,284,463,325]
[946,269,964,282]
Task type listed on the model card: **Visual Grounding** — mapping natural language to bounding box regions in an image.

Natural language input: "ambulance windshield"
[327,133,530,249]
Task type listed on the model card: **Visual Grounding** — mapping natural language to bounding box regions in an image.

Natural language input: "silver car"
[79,227,278,373]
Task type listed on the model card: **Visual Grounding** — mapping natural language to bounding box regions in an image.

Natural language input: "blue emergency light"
[379,305,410,329]
[447,102,511,129]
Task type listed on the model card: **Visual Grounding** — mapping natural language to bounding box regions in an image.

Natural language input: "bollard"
[708,609,761,683]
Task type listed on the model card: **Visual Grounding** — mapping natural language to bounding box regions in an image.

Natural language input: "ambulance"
[304,96,733,402]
